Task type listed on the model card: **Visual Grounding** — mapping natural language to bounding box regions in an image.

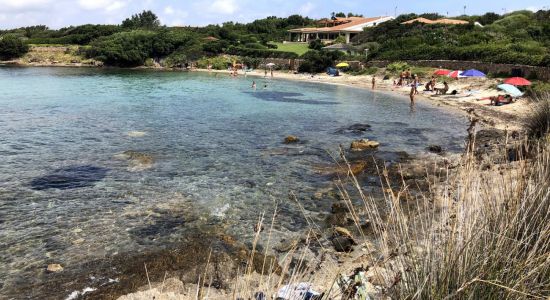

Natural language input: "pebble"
[47,264,63,273]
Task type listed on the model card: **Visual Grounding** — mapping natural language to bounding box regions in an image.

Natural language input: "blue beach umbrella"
[461,69,486,77]
[497,84,524,97]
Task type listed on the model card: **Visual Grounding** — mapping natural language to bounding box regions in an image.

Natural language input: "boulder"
[116,151,154,171]
[427,145,443,154]
[46,264,63,273]
[350,139,379,151]
[284,135,300,144]
[349,161,368,175]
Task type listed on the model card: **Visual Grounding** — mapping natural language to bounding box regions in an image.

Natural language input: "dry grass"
[121,125,550,299]
[332,134,550,299]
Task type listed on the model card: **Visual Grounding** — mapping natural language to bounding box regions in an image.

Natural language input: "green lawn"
[269,42,310,56]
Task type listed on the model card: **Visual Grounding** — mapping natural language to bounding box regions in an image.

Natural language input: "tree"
[0,35,29,60]
[309,39,324,50]
[122,10,160,30]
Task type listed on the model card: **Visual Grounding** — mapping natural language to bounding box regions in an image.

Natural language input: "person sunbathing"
[490,95,513,106]
[435,82,449,95]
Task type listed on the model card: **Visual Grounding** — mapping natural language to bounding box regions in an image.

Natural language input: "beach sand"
[196,68,529,132]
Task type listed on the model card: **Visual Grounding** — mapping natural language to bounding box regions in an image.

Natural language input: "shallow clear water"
[0,67,467,293]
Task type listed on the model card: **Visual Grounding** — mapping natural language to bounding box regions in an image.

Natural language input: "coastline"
[191,68,528,132]
[0,61,527,131]
[0,63,532,299]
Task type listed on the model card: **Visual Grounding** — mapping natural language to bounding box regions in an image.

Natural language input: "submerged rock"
[350,139,379,151]
[284,135,300,144]
[115,151,154,171]
[336,123,372,134]
[30,165,108,190]
[46,264,63,273]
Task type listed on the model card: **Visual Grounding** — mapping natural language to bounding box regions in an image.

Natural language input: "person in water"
[371,77,376,90]
[410,85,415,104]
[252,81,256,89]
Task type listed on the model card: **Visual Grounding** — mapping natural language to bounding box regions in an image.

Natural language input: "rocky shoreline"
[0,63,528,299]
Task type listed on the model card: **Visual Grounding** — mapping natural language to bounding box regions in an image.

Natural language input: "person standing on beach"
[264,68,268,77]
[413,75,419,95]
[410,85,415,104]
[371,77,376,90]
[270,68,274,78]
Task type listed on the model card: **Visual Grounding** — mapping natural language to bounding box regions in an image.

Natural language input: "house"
[287,16,394,44]
[401,17,469,25]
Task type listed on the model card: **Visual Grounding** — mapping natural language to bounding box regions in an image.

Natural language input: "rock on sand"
[350,139,380,151]
[46,264,63,273]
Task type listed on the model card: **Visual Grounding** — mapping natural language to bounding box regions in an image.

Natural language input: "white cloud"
[210,0,238,15]
[0,0,54,12]
[164,6,175,15]
[78,0,128,12]
[299,2,315,15]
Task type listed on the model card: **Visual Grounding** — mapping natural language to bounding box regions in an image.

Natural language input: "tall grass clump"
[336,135,550,299]
[525,92,550,140]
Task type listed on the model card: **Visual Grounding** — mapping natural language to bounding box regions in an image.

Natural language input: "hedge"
[226,46,298,59]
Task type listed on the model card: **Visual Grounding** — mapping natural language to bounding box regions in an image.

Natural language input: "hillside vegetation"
[0,10,549,68]
[354,10,550,66]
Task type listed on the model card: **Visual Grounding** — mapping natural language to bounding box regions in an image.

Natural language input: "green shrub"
[196,56,231,70]
[386,61,410,74]
[144,58,155,67]
[348,67,378,76]
[298,50,344,73]
[0,35,29,60]
[308,39,324,51]
[241,56,262,68]
[225,46,298,59]
[87,30,157,66]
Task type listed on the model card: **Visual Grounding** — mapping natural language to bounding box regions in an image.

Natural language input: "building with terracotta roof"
[402,18,469,25]
[287,16,394,44]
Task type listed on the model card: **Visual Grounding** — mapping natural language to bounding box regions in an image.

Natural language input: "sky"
[0,0,548,29]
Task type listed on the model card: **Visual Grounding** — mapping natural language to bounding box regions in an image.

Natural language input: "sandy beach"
[194,68,530,132]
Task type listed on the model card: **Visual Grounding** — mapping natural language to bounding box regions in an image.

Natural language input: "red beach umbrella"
[504,77,531,86]
[448,70,462,79]
[434,69,450,76]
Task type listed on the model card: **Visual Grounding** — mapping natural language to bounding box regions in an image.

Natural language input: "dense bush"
[225,46,298,59]
[87,30,157,66]
[386,61,410,74]
[196,56,231,69]
[0,35,29,60]
[298,50,344,73]
[308,39,324,51]
[355,10,550,66]
[122,10,160,30]
[241,56,262,68]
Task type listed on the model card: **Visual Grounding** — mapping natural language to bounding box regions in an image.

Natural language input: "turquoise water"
[0,67,467,295]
